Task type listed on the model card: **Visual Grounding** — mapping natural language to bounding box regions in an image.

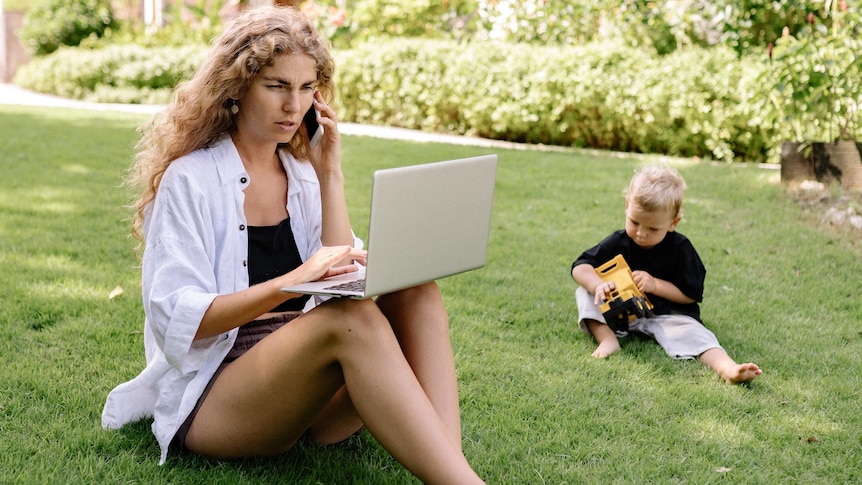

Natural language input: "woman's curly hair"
[127,5,335,250]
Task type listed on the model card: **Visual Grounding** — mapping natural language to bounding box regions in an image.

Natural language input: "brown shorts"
[171,312,301,451]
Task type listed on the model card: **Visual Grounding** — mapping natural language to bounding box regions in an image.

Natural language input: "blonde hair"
[625,165,686,218]
[127,5,334,247]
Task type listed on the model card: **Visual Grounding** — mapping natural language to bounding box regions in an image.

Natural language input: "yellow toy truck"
[595,254,654,333]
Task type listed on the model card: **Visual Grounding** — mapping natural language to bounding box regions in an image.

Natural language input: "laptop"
[281,154,498,299]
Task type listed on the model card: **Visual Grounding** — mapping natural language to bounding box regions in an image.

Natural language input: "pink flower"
[327,6,347,28]
[808,12,815,25]
[301,2,321,21]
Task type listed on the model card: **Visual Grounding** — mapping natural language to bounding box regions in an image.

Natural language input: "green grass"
[2,104,861,484]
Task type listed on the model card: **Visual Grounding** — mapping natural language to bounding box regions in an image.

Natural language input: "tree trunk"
[824,141,862,191]
[780,141,815,184]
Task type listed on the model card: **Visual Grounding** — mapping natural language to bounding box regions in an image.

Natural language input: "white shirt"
[101,135,361,464]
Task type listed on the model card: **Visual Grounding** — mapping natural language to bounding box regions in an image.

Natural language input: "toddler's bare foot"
[591,340,621,358]
[720,362,762,384]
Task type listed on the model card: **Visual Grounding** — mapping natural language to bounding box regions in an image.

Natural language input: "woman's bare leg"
[305,385,362,445]
[184,297,483,484]
[307,283,459,446]
[375,282,463,449]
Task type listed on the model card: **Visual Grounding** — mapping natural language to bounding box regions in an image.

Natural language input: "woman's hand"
[308,92,342,178]
[300,245,367,283]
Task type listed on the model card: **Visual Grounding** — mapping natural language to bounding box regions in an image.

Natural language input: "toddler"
[570,165,761,384]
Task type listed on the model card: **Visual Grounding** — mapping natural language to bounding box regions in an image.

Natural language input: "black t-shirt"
[247,217,311,313]
[572,229,706,322]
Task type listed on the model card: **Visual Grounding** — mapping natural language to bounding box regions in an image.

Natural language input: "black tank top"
[247,217,311,312]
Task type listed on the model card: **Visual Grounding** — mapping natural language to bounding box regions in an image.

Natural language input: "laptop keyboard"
[323,279,366,292]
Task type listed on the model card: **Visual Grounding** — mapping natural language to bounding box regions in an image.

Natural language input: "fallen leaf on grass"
[109,285,124,300]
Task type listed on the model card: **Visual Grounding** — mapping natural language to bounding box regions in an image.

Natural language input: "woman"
[102,6,484,484]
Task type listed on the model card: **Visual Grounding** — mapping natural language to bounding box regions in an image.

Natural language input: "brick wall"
[1,10,29,82]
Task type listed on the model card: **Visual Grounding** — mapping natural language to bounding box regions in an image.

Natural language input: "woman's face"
[235,52,318,147]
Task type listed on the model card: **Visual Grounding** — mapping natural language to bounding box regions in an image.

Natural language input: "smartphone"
[304,104,324,148]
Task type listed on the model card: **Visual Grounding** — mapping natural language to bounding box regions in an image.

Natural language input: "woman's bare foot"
[592,339,621,358]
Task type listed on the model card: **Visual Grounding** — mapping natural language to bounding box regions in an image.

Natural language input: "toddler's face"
[625,201,680,249]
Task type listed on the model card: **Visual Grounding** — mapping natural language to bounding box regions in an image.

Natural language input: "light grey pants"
[575,286,722,360]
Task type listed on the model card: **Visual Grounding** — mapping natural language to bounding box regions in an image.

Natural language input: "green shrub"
[301,0,480,48]
[13,44,207,104]
[18,0,116,56]
[13,38,778,161]
[335,39,775,162]
[3,0,32,12]
[304,0,818,57]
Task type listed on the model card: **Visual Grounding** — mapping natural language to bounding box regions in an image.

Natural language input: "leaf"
[108,285,124,300]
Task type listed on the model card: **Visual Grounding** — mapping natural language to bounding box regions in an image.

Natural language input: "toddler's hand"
[593,281,616,306]
[632,270,655,294]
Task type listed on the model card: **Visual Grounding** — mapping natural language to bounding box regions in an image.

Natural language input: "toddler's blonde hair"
[625,165,686,218]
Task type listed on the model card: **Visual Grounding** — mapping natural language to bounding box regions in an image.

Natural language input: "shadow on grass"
[107,421,409,483]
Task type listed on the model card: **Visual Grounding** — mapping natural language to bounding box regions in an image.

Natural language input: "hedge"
[336,40,776,162]
[14,39,778,162]
[18,0,116,56]
[14,44,207,104]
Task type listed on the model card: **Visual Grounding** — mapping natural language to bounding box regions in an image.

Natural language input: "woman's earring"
[230,100,239,115]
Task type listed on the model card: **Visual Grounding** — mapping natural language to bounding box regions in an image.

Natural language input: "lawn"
[1,105,860,484]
